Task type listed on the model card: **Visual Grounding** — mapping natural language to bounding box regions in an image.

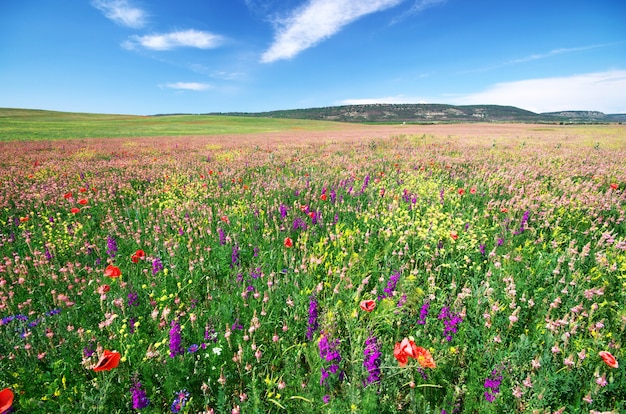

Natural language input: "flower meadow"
[0,126,624,413]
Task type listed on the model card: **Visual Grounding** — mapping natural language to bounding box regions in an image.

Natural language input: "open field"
[0,108,346,142]
[0,120,625,413]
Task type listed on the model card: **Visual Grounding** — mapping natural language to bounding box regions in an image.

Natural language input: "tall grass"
[0,126,624,413]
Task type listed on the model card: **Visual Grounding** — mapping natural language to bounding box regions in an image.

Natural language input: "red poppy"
[415,346,437,369]
[0,388,13,414]
[79,187,87,193]
[599,351,619,369]
[359,300,376,312]
[71,207,80,214]
[458,188,465,195]
[320,193,327,201]
[19,217,29,223]
[92,349,121,371]
[470,187,477,194]
[308,212,316,219]
[450,231,458,240]
[500,208,508,213]
[131,249,145,263]
[610,183,618,190]
[394,338,436,368]
[104,265,121,278]
[284,237,293,248]
[63,192,73,199]
[394,338,418,367]
[78,198,88,205]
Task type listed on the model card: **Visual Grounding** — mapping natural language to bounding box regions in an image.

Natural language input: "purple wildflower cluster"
[438,306,462,342]
[231,244,240,267]
[319,333,343,386]
[170,389,190,413]
[362,335,382,386]
[106,235,117,258]
[169,319,184,358]
[127,291,139,307]
[130,376,150,410]
[151,258,164,275]
[218,228,226,245]
[377,270,401,300]
[484,367,504,403]
[417,300,430,325]
[306,296,319,341]
[513,210,531,235]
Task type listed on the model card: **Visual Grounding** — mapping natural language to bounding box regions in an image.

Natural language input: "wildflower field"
[0,120,624,413]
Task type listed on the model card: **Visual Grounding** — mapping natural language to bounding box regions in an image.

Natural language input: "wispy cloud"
[462,43,622,74]
[161,82,212,91]
[123,30,224,51]
[450,70,626,113]
[261,0,404,63]
[390,0,446,24]
[92,0,146,28]
[503,44,616,65]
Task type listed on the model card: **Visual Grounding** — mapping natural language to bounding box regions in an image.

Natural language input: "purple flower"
[231,244,240,267]
[417,300,430,325]
[279,204,288,219]
[292,217,307,231]
[131,376,150,409]
[363,335,382,386]
[218,228,226,245]
[438,306,462,342]
[152,258,164,275]
[360,174,370,193]
[514,210,531,235]
[319,333,342,386]
[306,296,319,341]
[127,291,139,307]
[187,344,199,353]
[170,389,190,413]
[169,319,183,358]
[378,270,401,300]
[484,367,504,403]
[106,235,117,258]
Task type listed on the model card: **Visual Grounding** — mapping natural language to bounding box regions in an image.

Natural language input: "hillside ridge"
[210,104,626,124]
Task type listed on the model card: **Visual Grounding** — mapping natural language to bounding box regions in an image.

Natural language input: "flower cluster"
[130,376,150,410]
[438,306,462,342]
[362,335,382,386]
[170,389,190,413]
[378,270,401,300]
[319,333,343,386]
[306,295,319,341]
[484,367,504,403]
[169,319,184,358]
[394,337,436,368]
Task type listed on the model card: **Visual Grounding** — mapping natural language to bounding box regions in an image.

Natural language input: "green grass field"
[0,108,344,141]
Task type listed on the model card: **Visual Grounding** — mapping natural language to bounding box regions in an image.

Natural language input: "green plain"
[0,108,342,142]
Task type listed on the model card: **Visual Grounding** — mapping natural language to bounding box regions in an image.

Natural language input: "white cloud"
[390,0,446,24]
[450,70,626,113]
[261,0,404,63]
[161,82,212,91]
[92,0,146,28]
[124,30,223,51]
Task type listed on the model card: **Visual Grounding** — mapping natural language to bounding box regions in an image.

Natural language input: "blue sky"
[1,0,625,115]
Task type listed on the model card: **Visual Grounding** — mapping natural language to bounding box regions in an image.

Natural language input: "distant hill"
[210,104,625,124]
